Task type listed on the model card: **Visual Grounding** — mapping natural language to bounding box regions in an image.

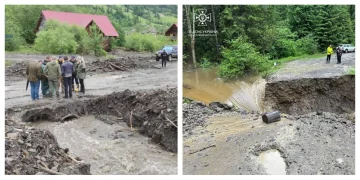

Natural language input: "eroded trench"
[183,67,355,175]
[6,88,178,175]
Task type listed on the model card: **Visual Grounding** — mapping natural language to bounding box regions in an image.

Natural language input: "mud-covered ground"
[5,49,174,81]
[268,53,355,82]
[5,118,91,175]
[5,52,177,109]
[5,50,178,175]
[183,53,355,175]
[183,101,355,175]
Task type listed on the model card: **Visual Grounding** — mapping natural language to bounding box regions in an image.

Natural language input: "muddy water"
[258,149,286,175]
[183,68,266,112]
[30,115,177,175]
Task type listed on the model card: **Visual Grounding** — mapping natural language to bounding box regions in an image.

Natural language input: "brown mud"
[5,119,91,175]
[264,75,355,115]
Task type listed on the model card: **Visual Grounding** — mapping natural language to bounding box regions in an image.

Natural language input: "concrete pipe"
[262,111,281,124]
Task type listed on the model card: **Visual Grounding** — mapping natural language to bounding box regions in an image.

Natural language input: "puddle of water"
[183,68,266,112]
[30,115,177,175]
[258,149,286,175]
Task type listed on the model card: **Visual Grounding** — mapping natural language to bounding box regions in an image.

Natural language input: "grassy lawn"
[5,60,14,67]
[348,67,355,75]
[275,53,325,64]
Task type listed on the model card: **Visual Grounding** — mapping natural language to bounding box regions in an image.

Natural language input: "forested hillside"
[5,5,177,53]
[183,5,355,78]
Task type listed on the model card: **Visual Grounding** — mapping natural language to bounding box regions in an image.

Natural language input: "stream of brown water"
[183,68,266,112]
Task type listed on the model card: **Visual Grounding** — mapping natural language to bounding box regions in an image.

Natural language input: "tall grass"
[125,33,176,52]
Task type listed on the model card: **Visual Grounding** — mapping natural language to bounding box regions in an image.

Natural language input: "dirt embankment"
[5,119,91,175]
[264,75,355,115]
[7,88,178,152]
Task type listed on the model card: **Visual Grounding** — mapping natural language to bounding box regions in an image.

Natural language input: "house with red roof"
[35,10,119,50]
[165,23,177,41]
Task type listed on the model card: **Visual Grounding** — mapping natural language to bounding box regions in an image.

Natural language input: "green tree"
[219,37,270,79]
[34,21,78,54]
[85,25,107,57]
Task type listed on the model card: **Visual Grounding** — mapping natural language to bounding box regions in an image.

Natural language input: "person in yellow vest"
[326,45,333,64]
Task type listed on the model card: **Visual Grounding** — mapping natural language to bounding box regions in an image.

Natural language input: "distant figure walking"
[61,56,74,99]
[326,45,333,64]
[26,60,41,101]
[161,50,168,67]
[336,47,343,64]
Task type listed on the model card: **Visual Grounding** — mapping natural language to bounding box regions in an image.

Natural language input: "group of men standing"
[26,55,86,101]
[326,45,343,64]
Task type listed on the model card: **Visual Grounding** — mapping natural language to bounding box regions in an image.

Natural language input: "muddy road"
[268,53,355,82]
[5,59,177,108]
[182,53,355,175]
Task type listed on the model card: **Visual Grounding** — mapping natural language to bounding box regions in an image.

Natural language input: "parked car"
[155,45,178,61]
[338,44,355,53]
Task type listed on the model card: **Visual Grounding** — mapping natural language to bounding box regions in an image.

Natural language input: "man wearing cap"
[70,56,79,92]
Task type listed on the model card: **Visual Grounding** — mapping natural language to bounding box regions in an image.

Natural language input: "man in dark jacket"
[61,56,74,99]
[70,56,79,92]
[160,50,168,68]
[26,61,41,100]
[336,47,342,64]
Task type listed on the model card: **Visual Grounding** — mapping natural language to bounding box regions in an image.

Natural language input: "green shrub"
[125,33,175,52]
[219,37,271,79]
[270,39,297,59]
[296,34,318,55]
[5,20,25,51]
[34,24,78,54]
[348,67,355,75]
[199,58,213,68]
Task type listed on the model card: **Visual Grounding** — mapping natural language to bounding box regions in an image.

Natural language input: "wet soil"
[183,101,355,175]
[8,88,178,152]
[31,115,177,175]
[5,61,177,109]
[5,51,178,175]
[6,88,178,175]
[183,54,355,175]
[264,75,355,115]
[5,119,91,175]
